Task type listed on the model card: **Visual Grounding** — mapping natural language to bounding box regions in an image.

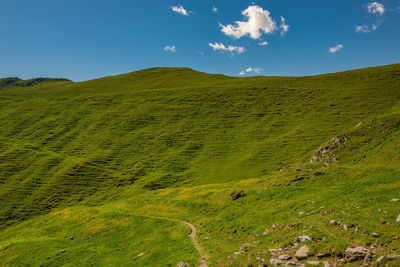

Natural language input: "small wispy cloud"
[209,42,246,54]
[372,19,383,30]
[259,41,268,46]
[212,6,218,13]
[280,16,290,36]
[355,25,370,33]
[355,19,383,33]
[329,44,343,53]
[171,5,189,16]
[239,67,262,75]
[164,45,176,53]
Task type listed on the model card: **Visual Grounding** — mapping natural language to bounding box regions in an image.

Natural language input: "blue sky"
[0,0,399,81]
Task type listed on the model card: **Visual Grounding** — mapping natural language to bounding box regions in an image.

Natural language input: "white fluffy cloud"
[239,67,262,75]
[329,44,343,53]
[171,5,189,16]
[280,16,289,36]
[212,6,218,13]
[259,41,268,46]
[209,42,246,54]
[219,5,278,39]
[164,45,176,53]
[367,2,385,15]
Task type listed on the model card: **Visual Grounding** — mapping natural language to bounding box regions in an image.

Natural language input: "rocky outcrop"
[310,135,347,163]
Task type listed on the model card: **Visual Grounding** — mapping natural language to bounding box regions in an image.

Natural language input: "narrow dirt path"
[179,221,208,267]
[103,208,208,266]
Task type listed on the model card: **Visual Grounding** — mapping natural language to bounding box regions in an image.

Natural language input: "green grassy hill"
[0,64,399,266]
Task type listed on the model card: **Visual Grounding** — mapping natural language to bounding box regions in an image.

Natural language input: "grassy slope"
[0,64,399,266]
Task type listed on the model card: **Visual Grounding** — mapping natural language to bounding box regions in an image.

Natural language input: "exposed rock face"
[396,214,400,223]
[176,262,187,267]
[345,246,368,260]
[307,261,320,265]
[295,245,309,260]
[310,135,347,163]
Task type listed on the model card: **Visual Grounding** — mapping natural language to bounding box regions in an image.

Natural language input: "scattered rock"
[176,262,187,267]
[137,252,144,257]
[342,224,348,231]
[263,228,269,236]
[322,261,330,267]
[391,198,399,202]
[295,245,309,260]
[376,256,385,264]
[279,255,292,260]
[299,211,304,215]
[317,253,331,259]
[345,246,368,260]
[230,190,246,200]
[296,236,312,242]
[310,135,347,163]
[272,224,278,230]
[240,243,253,253]
[270,258,284,266]
[307,261,320,265]
[372,233,380,238]
[269,249,277,254]
[329,220,336,226]
[396,215,400,223]
[387,255,400,259]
